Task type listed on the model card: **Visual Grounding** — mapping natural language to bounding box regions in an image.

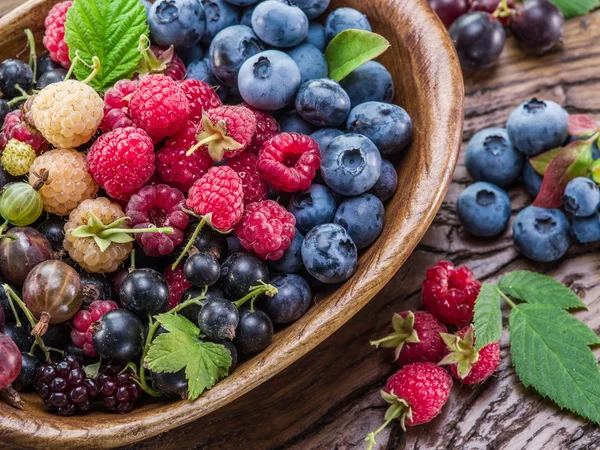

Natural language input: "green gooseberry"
[0,182,43,227]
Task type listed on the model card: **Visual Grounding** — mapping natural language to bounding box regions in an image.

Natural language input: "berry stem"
[0,385,23,410]
[98,226,174,238]
[3,284,37,329]
[171,217,207,270]
[497,288,518,309]
[186,134,221,157]
[493,0,512,18]
[233,282,278,311]
[7,86,31,106]
[24,29,37,83]
[364,404,404,450]
[130,248,136,270]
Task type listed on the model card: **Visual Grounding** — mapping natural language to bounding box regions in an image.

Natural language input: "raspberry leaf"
[144,332,199,373]
[65,0,149,91]
[473,283,502,352]
[185,342,232,400]
[529,148,562,176]
[155,313,201,338]
[498,271,587,310]
[549,0,599,18]
[325,30,390,82]
[568,114,599,137]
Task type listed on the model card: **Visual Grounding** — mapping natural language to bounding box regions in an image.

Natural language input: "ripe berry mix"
[0,0,412,416]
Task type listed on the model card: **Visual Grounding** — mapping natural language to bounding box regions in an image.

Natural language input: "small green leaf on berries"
[530,148,562,175]
[325,30,390,82]
[549,0,599,19]
[185,342,232,400]
[144,332,198,373]
[84,361,101,379]
[156,313,201,338]
[568,114,599,137]
[473,284,503,352]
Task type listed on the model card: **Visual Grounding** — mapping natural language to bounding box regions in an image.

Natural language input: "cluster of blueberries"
[457,98,600,263]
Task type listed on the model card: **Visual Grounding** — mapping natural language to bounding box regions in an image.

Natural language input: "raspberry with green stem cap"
[136,35,185,80]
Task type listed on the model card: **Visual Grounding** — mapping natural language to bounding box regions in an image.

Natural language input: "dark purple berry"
[510,0,564,54]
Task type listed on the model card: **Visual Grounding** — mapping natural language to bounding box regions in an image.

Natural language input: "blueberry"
[227,235,243,255]
[148,0,207,49]
[285,44,328,85]
[321,133,382,196]
[238,50,301,110]
[268,227,304,273]
[324,7,371,42]
[457,182,511,237]
[187,58,228,100]
[296,78,351,127]
[334,193,384,249]
[288,184,337,233]
[513,206,570,262]
[225,86,244,104]
[310,128,344,152]
[226,0,259,5]
[140,0,153,12]
[201,0,241,44]
[346,101,412,157]
[306,22,326,51]
[464,127,524,187]
[572,213,600,243]
[279,110,315,134]
[178,44,205,65]
[302,223,357,283]
[562,177,600,217]
[294,0,330,20]
[36,68,68,90]
[240,4,259,26]
[0,59,33,99]
[507,98,568,156]
[339,61,394,109]
[37,54,61,76]
[261,274,311,323]
[234,308,273,354]
[368,159,398,203]
[522,161,543,197]
[251,0,309,48]
[209,25,263,88]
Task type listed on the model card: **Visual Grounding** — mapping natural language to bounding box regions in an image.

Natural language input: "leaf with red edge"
[568,114,599,138]
[533,140,593,208]
[530,148,562,175]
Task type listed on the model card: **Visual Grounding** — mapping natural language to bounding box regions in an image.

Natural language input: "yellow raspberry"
[31,80,104,148]
[1,139,37,176]
[28,148,98,216]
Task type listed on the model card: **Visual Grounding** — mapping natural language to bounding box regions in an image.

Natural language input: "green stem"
[2,285,21,327]
[81,56,101,85]
[100,226,173,238]
[3,284,36,328]
[233,282,278,310]
[24,29,37,83]
[7,94,29,107]
[497,288,518,309]
[171,217,207,270]
[130,248,136,270]
[493,0,511,18]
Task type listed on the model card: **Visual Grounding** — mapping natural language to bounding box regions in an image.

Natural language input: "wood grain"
[0,0,464,448]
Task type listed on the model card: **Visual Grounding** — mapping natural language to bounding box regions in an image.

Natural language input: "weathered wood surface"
[2,2,600,450]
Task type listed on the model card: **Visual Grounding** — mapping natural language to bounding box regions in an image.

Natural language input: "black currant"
[36,216,67,253]
[226,235,243,255]
[180,285,226,322]
[184,252,220,287]
[260,274,312,324]
[0,59,33,99]
[36,68,68,90]
[64,342,87,360]
[183,223,228,263]
[510,0,564,54]
[0,279,25,323]
[198,298,239,341]
[428,0,469,27]
[213,339,238,373]
[92,309,145,362]
[37,54,61,76]
[219,253,269,300]
[80,272,113,306]
[2,322,32,352]
[14,352,40,391]
[120,268,169,316]
[233,308,273,354]
[0,99,10,126]
[43,322,70,349]
[151,369,188,398]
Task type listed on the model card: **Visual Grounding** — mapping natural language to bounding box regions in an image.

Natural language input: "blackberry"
[35,355,98,416]
[97,364,142,413]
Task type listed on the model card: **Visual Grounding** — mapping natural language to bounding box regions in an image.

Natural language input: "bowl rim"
[0,0,464,447]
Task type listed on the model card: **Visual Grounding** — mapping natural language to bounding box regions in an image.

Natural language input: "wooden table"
[3,1,600,449]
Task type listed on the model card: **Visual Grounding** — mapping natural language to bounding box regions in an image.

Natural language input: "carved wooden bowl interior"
[0,0,464,448]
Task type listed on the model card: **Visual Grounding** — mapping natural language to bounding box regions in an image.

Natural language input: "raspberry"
[97,364,142,413]
[1,139,36,176]
[225,153,268,206]
[179,78,222,123]
[42,1,72,69]
[258,133,321,192]
[155,121,213,192]
[370,311,448,365]
[125,184,190,257]
[28,148,99,216]
[87,127,155,200]
[244,106,279,155]
[163,266,192,310]
[99,79,138,133]
[422,260,481,327]
[64,198,133,273]
[188,106,257,162]
[35,355,98,416]
[70,300,119,357]
[235,200,296,260]
[137,44,186,81]
[0,110,49,154]
[186,166,244,232]
[130,74,189,141]
[440,325,501,384]
[31,80,104,149]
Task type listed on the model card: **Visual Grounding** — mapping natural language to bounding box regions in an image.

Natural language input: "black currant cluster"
[428,0,565,71]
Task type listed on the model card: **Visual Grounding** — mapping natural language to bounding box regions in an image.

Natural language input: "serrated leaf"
[509,304,600,426]
[185,342,232,400]
[549,0,599,18]
[499,271,587,310]
[530,148,562,176]
[156,313,200,338]
[144,332,198,373]
[324,30,390,82]
[473,284,503,352]
[568,114,599,137]
[65,0,149,91]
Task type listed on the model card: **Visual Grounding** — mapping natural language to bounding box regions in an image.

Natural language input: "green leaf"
[185,342,232,400]
[529,148,562,176]
[324,30,390,82]
[498,271,587,310]
[509,303,600,426]
[155,313,200,338]
[568,114,599,138]
[473,284,503,351]
[65,0,149,90]
[144,332,198,373]
[549,0,599,18]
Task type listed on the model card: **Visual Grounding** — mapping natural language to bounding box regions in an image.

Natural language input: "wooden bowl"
[0,0,463,448]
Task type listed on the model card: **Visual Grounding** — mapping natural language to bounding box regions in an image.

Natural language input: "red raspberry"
[188,105,257,162]
[87,127,155,200]
[163,266,191,310]
[225,153,268,206]
[440,325,501,385]
[235,200,296,260]
[422,260,481,327]
[0,110,49,155]
[125,184,190,257]
[137,44,186,81]
[258,133,320,192]
[70,301,119,357]
[130,74,189,141]
[99,79,138,133]
[244,105,279,154]
[179,79,222,123]
[43,1,72,69]
[155,121,214,192]
[371,311,448,365]
[186,166,244,232]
